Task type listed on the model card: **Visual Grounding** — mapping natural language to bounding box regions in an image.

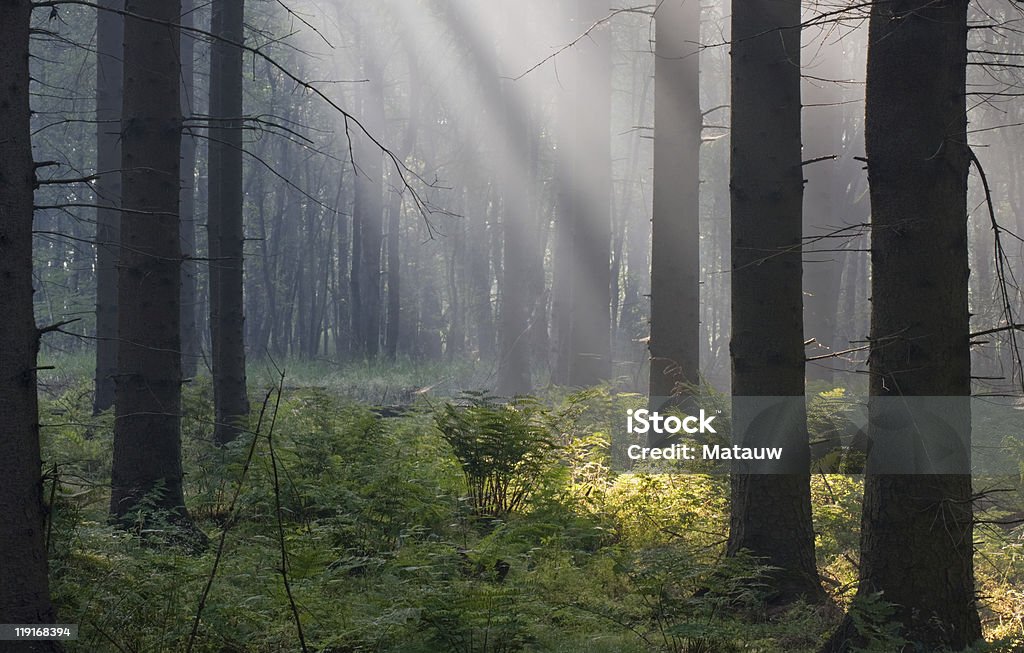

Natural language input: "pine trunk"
[208,0,250,444]
[826,1,981,649]
[93,0,124,414]
[728,0,824,604]
[0,1,63,646]
[180,0,199,381]
[110,0,192,526]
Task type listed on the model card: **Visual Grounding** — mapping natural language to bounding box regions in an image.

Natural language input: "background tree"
[208,0,250,443]
[554,0,613,388]
[349,41,385,360]
[495,5,537,396]
[649,0,700,401]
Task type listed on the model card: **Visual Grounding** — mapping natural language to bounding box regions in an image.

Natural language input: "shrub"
[435,393,559,518]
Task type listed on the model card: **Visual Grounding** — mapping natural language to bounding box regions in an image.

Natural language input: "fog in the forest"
[13,1,1024,649]
[28,0,1024,398]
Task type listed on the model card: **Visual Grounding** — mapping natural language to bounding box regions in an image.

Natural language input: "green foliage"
[807,388,866,474]
[435,392,559,518]
[810,474,862,605]
[36,373,1024,652]
[846,592,910,653]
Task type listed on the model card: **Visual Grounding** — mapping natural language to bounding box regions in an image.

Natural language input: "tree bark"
[110,0,195,531]
[728,0,824,604]
[208,0,250,444]
[825,1,981,649]
[93,0,124,414]
[180,0,199,380]
[0,1,63,647]
[649,0,700,400]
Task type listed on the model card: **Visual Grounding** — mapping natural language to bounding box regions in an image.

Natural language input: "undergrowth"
[33,363,1024,652]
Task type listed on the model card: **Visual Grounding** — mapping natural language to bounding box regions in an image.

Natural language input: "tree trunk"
[110,0,195,532]
[825,1,981,649]
[649,0,700,400]
[385,181,402,360]
[0,1,63,646]
[350,49,385,360]
[208,0,249,444]
[468,181,496,362]
[93,0,124,414]
[180,0,199,381]
[728,0,824,604]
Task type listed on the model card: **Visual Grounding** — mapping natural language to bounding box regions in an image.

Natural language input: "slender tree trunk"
[93,0,124,414]
[620,75,652,387]
[826,2,981,649]
[180,0,199,380]
[335,173,352,358]
[111,0,197,532]
[446,208,466,361]
[0,1,63,646]
[208,0,249,444]
[351,50,385,360]
[728,0,824,604]
[468,180,496,361]
[649,0,700,400]
[385,183,402,360]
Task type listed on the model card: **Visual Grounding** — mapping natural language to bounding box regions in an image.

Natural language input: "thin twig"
[185,386,277,653]
[266,370,308,652]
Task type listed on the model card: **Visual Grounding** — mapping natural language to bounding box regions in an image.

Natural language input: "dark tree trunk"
[208,0,250,444]
[110,0,194,528]
[728,0,824,604]
[825,1,981,649]
[648,0,700,400]
[180,0,199,381]
[93,0,124,414]
[0,1,63,646]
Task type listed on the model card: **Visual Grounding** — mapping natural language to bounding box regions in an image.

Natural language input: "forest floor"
[36,354,1024,652]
